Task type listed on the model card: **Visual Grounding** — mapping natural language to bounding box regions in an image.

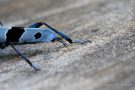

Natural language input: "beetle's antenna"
[10,43,40,71]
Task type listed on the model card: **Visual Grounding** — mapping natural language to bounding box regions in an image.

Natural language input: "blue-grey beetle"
[0,22,91,71]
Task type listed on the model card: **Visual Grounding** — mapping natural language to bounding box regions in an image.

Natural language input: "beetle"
[0,21,91,71]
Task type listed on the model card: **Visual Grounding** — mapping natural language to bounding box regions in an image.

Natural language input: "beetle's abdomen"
[0,27,25,43]
[0,27,55,43]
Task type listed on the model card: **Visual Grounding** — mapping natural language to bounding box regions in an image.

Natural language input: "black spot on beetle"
[6,27,25,42]
[34,32,41,39]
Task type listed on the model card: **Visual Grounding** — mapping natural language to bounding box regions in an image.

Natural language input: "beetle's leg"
[42,22,73,44]
[43,23,91,45]
[72,40,91,45]
[53,38,91,46]
[10,43,40,71]
[0,21,3,26]
[52,37,68,47]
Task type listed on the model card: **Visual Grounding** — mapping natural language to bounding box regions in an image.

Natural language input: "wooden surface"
[0,0,135,90]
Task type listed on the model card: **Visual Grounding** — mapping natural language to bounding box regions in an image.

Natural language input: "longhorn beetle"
[0,21,90,71]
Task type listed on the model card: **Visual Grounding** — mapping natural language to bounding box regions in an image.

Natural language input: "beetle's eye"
[34,32,41,39]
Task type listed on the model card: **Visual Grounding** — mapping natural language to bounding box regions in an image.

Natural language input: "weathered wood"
[0,0,135,90]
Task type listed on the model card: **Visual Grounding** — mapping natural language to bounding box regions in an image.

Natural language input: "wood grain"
[0,0,135,90]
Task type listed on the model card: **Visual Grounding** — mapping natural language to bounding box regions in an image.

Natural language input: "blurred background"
[0,0,90,26]
[0,0,135,90]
